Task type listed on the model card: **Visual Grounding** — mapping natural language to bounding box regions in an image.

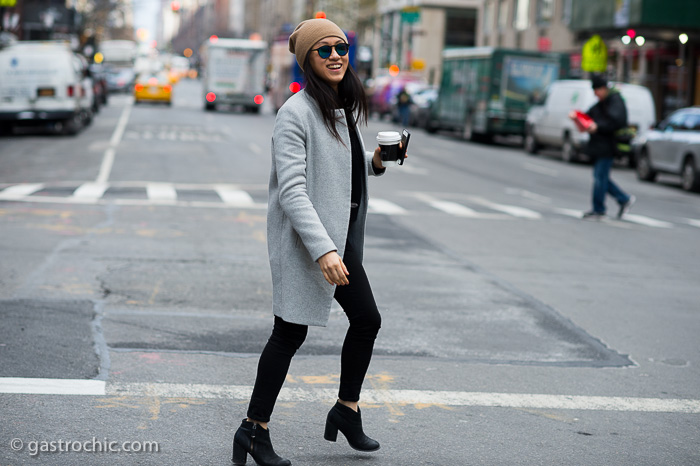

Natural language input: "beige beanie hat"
[288,18,348,71]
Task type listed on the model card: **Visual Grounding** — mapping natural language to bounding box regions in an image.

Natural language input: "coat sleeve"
[595,94,628,135]
[365,151,386,176]
[272,104,338,262]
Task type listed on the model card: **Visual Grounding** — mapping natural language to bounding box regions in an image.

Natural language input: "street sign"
[401,6,420,23]
[581,35,608,72]
[0,0,18,6]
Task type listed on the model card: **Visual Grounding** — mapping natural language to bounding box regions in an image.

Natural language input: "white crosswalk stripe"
[72,182,109,200]
[368,198,407,215]
[0,182,689,229]
[0,183,44,199]
[467,196,542,219]
[412,193,507,219]
[215,186,255,206]
[146,183,177,202]
[623,214,674,229]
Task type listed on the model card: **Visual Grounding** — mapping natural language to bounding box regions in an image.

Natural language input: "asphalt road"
[1,79,699,465]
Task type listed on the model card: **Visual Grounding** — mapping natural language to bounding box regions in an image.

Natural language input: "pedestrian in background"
[232,18,400,466]
[570,74,635,219]
[397,86,412,127]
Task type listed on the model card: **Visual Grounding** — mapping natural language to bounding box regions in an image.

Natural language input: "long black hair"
[302,52,369,142]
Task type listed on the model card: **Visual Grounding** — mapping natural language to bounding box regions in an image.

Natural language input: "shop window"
[536,0,554,25]
[445,8,477,47]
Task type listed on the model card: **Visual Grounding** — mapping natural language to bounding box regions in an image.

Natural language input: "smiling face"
[308,37,348,92]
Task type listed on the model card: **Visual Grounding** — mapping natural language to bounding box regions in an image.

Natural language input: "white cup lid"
[376,131,401,145]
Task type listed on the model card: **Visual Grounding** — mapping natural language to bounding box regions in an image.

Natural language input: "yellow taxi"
[133,72,172,105]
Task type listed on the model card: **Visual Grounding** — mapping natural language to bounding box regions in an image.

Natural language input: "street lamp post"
[678,33,688,110]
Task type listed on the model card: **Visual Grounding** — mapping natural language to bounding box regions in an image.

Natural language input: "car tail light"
[135,84,144,92]
[289,82,301,93]
[254,95,264,105]
[163,85,172,93]
[67,85,74,97]
[206,92,216,102]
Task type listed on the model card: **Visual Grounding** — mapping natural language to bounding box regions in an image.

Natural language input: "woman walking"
[232,18,400,466]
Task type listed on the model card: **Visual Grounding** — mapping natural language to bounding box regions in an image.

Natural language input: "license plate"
[37,88,55,97]
[150,87,158,93]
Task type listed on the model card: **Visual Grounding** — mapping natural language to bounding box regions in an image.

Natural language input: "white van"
[0,41,92,135]
[525,79,656,163]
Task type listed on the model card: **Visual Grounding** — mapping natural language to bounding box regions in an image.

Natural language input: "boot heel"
[324,420,338,442]
[232,441,247,465]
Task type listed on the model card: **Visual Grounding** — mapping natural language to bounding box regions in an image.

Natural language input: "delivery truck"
[200,38,267,113]
[427,47,569,142]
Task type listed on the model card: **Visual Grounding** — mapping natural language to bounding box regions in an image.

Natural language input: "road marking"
[468,196,542,219]
[0,378,105,395]
[683,218,700,228]
[96,98,133,183]
[521,162,559,177]
[553,208,584,218]
[0,183,44,200]
[146,183,177,202]
[623,214,674,229]
[369,198,407,215]
[430,200,482,217]
[505,188,552,204]
[72,182,109,200]
[413,193,505,219]
[2,378,698,414]
[215,186,255,206]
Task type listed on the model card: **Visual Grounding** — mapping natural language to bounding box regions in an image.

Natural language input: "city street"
[1,79,699,465]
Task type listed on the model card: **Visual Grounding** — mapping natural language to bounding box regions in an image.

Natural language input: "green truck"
[427,47,569,142]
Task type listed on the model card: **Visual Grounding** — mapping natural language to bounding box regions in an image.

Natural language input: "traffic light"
[171,1,180,11]
[315,11,326,19]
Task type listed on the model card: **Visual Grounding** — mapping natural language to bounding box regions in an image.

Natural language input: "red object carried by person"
[573,110,594,132]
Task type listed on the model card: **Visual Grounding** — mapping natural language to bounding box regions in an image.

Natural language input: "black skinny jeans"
[247,239,381,423]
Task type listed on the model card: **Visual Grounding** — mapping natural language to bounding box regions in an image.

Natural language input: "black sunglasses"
[312,43,349,59]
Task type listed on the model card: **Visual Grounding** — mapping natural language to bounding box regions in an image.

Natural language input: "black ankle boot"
[232,419,291,466]
[324,402,380,452]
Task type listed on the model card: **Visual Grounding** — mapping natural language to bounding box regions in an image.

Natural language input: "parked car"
[636,107,700,192]
[133,71,173,105]
[0,41,92,135]
[525,79,655,164]
[409,87,438,128]
[106,66,136,93]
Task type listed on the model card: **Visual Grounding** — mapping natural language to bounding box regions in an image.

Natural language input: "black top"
[347,112,365,222]
[586,90,628,159]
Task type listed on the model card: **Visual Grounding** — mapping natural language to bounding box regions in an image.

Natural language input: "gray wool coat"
[267,89,384,327]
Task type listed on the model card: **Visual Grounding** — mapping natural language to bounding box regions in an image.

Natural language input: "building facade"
[479,0,575,54]
[569,0,700,118]
[373,0,480,86]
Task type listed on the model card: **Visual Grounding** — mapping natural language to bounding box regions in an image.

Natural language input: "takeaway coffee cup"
[376,131,403,166]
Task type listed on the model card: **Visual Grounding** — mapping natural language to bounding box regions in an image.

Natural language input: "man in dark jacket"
[570,75,635,219]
